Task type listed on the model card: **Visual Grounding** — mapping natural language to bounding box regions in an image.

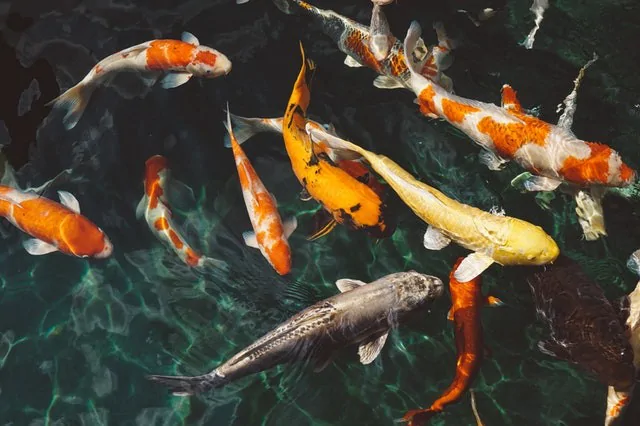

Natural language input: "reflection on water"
[1,0,640,425]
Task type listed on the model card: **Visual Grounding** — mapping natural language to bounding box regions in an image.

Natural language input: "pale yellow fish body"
[310,128,560,275]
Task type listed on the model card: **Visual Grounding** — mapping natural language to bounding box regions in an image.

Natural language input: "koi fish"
[402,258,502,425]
[402,22,636,239]
[136,155,227,270]
[221,112,388,241]
[605,249,640,425]
[526,255,635,392]
[223,107,297,275]
[221,113,386,212]
[47,31,232,130]
[0,185,112,258]
[272,0,454,91]
[307,127,559,282]
[147,271,444,395]
[280,43,393,239]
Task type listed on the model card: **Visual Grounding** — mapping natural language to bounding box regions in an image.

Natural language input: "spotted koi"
[47,31,231,130]
[224,107,297,276]
[136,155,226,270]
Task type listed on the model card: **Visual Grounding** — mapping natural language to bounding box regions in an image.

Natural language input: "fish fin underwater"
[222,113,280,147]
[146,372,222,395]
[46,82,95,130]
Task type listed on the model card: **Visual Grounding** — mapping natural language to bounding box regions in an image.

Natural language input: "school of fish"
[1,0,638,424]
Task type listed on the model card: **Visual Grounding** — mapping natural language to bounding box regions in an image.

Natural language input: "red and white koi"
[0,185,112,258]
[136,155,226,270]
[273,0,455,91]
[402,22,635,239]
[47,32,232,130]
[224,107,297,275]
[605,249,640,425]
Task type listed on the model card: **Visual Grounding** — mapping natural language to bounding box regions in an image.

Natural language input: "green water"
[1,0,640,425]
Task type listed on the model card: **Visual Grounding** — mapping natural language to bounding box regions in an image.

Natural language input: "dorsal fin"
[501,84,523,112]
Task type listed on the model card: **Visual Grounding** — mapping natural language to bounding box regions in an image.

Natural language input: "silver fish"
[147,271,443,395]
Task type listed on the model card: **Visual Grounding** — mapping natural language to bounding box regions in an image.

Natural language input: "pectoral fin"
[167,178,196,212]
[478,150,509,171]
[454,252,494,282]
[335,278,367,293]
[57,191,80,213]
[135,195,148,219]
[447,308,454,321]
[181,31,200,46]
[160,73,193,89]
[344,55,364,68]
[522,176,563,192]
[299,188,312,202]
[307,210,337,241]
[537,339,572,361]
[23,238,59,255]
[373,75,404,90]
[283,217,298,238]
[358,331,389,365]
[242,230,259,249]
[423,226,451,250]
[485,295,504,307]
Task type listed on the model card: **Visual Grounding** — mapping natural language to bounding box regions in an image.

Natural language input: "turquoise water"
[1,0,640,425]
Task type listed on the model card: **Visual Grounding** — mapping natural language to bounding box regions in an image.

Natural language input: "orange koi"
[402,257,502,425]
[136,155,227,270]
[224,107,297,275]
[47,31,231,130]
[0,185,112,258]
[281,42,393,239]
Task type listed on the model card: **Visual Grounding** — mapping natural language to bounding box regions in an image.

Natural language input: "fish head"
[61,216,113,259]
[144,155,169,197]
[188,46,232,78]
[393,271,444,312]
[509,223,560,266]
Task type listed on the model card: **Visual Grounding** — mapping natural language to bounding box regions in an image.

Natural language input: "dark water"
[1,0,640,424]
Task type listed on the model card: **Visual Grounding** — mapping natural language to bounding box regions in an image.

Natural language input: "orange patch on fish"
[154,217,170,231]
[476,113,551,158]
[388,49,408,77]
[558,142,612,185]
[501,85,522,111]
[265,238,291,275]
[168,229,183,249]
[441,99,480,124]
[344,31,381,72]
[146,40,195,70]
[184,248,200,267]
[609,395,630,417]
[195,50,217,67]
[417,85,438,117]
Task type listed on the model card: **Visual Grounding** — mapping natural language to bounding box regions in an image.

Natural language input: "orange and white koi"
[0,185,112,258]
[402,258,502,425]
[224,107,297,275]
[273,0,454,91]
[402,22,635,239]
[605,249,640,425]
[47,32,232,130]
[281,43,394,239]
[136,155,226,270]
[403,21,635,191]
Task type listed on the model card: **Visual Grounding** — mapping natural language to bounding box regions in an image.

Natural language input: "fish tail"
[46,81,95,130]
[272,0,299,14]
[146,372,222,395]
[199,256,231,275]
[222,114,278,147]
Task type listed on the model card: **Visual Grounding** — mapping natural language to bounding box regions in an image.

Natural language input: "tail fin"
[305,125,363,160]
[222,114,281,147]
[199,256,231,275]
[46,82,95,130]
[147,372,220,395]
